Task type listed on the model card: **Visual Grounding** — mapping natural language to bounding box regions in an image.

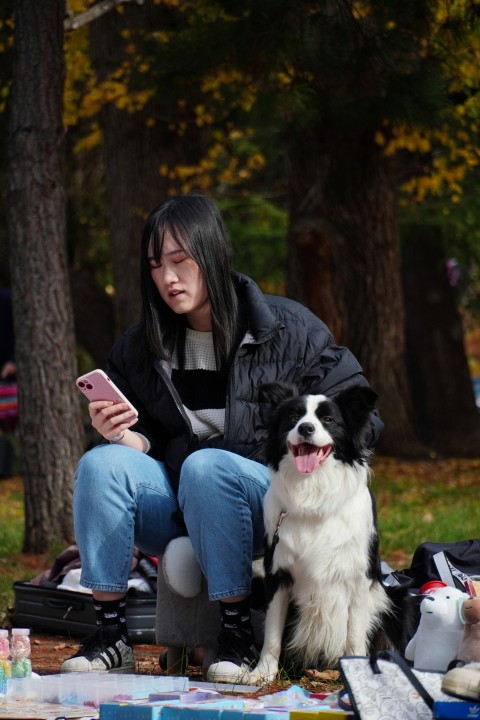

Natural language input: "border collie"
[249,382,404,684]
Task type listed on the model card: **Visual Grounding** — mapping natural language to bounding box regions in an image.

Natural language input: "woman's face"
[148,231,212,331]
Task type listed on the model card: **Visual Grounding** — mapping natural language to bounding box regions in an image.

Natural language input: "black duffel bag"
[404,539,480,592]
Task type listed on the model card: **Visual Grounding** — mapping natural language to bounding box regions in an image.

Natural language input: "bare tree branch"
[64,0,145,31]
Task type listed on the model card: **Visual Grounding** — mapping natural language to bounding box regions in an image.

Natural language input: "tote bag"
[339,650,454,720]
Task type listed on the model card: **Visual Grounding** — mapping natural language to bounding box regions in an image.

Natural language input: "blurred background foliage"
[3,0,480,487]
[2,0,480,304]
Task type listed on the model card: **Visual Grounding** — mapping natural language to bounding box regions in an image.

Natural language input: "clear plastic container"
[0,628,11,698]
[0,630,11,670]
[10,628,32,678]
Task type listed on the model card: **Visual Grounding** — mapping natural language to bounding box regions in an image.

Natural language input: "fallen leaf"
[304,668,340,681]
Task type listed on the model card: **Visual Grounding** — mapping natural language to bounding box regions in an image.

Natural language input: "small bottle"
[0,629,11,694]
[10,628,32,678]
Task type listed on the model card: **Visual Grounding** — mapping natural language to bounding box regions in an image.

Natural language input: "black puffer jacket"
[107,273,383,488]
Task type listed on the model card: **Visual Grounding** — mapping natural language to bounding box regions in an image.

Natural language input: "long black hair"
[140,194,239,370]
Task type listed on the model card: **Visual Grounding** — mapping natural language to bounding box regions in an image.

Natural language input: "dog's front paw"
[247,655,279,685]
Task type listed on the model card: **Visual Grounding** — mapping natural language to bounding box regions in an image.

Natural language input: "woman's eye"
[148,259,161,269]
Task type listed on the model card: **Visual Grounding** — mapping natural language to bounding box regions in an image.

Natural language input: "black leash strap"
[265,511,288,570]
[272,510,288,546]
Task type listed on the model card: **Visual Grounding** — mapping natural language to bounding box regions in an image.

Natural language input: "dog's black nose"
[298,422,315,437]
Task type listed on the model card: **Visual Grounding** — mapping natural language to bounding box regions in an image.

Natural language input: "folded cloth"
[57,568,92,594]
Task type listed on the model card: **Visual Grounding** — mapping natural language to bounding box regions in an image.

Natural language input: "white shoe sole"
[60,661,135,673]
[206,660,252,684]
[60,643,135,673]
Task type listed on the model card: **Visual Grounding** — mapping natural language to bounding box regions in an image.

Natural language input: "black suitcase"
[12,581,156,643]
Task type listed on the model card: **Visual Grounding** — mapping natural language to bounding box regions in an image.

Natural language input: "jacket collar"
[232,272,284,343]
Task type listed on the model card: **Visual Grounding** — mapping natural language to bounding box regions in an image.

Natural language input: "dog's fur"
[249,382,404,683]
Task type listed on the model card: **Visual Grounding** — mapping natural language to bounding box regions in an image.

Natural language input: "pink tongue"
[295,444,321,473]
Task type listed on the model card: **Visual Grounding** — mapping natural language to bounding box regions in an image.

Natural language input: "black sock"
[219,597,252,635]
[93,597,128,642]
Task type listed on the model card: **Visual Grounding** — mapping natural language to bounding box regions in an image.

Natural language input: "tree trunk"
[286,130,426,457]
[70,266,115,368]
[99,105,164,333]
[286,133,345,342]
[89,2,173,335]
[88,1,211,335]
[7,0,84,552]
[402,225,480,456]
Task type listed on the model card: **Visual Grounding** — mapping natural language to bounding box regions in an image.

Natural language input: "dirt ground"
[27,632,340,696]
[29,632,167,676]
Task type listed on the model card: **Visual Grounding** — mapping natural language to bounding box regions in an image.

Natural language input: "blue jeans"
[73,445,270,600]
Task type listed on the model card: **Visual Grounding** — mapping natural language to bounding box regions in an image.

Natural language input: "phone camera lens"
[78,381,85,387]
[86,383,93,389]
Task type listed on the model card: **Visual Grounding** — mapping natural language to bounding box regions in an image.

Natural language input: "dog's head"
[258,382,378,473]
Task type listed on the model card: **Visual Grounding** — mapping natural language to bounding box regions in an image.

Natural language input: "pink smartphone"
[76,369,138,416]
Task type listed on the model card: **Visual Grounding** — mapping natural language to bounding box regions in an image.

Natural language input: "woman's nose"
[163,265,179,283]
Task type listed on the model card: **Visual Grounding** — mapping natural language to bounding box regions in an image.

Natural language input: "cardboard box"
[101,700,246,720]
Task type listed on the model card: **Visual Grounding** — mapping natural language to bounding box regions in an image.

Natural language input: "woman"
[61,193,383,682]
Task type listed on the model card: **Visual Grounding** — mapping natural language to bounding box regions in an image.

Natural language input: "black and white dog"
[249,382,406,683]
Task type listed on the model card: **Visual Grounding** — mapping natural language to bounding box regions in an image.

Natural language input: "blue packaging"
[433,700,480,719]
[100,703,168,720]
[162,699,246,720]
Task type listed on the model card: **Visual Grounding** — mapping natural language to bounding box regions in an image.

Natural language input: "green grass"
[0,476,54,625]
[1,455,479,624]
[372,456,480,568]
[0,478,25,623]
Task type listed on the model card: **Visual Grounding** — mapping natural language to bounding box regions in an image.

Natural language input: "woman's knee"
[181,448,219,476]
[75,444,131,494]
[178,449,226,502]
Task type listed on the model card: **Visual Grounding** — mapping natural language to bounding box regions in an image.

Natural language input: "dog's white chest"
[266,487,374,587]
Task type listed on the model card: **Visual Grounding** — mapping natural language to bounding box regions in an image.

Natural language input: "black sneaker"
[206,628,258,683]
[60,626,135,673]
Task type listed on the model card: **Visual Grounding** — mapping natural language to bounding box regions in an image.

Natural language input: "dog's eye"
[289,414,300,424]
[322,416,334,423]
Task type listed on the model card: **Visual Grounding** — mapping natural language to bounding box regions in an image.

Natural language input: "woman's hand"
[1,361,16,380]
[89,400,138,442]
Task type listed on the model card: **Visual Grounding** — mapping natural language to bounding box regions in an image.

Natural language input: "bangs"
[146,219,191,263]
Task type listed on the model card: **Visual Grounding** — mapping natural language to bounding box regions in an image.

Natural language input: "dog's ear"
[258,382,298,424]
[335,385,378,436]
